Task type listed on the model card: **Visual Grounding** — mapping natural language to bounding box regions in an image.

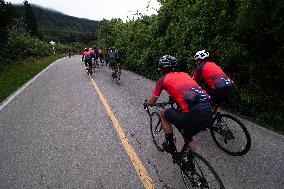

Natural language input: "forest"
[0,0,97,70]
[14,5,99,44]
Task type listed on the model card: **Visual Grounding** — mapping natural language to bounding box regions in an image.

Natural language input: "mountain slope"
[14,5,99,44]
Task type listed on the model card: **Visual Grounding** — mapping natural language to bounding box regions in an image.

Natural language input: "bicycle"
[209,104,251,156]
[85,61,92,76]
[91,59,96,73]
[111,63,121,84]
[144,101,225,189]
[147,96,251,156]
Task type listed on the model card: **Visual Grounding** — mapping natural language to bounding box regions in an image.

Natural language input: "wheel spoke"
[210,114,251,156]
[150,112,164,151]
[181,152,224,188]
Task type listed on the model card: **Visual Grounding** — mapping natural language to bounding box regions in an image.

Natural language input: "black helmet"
[158,55,178,71]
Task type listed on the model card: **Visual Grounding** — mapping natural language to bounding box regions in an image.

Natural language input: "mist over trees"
[14,4,99,44]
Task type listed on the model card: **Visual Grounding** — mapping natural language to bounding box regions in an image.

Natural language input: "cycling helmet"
[193,50,209,60]
[84,48,88,51]
[158,55,178,71]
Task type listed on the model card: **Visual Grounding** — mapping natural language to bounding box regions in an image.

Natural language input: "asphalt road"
[0,56,283,189]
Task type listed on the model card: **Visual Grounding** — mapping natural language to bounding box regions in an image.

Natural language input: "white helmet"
[193,50,209,60]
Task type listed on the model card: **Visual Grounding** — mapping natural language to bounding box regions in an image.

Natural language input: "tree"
[23,0,41,39]
[0,0,15,44]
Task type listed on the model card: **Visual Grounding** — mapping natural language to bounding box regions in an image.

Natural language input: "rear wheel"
[210,113,251,156]
[115,70,121,84]
[150,112,164,152]
[181,152,225,189]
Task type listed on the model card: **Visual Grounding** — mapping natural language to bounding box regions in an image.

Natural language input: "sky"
[7,0,161,21]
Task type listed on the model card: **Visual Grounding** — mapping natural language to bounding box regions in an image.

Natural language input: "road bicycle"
[146,96,251,156]
[111,63,121,84]
[209,104,251,156]
[144,101,225,189]
[91,59,97,73]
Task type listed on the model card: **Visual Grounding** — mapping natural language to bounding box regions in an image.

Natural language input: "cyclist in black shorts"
[146,55,212,161]
[82,48,92,72]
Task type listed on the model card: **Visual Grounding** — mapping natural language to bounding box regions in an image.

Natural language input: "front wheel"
[181,151,225,189]
[210,113,251,156]
[150,112,164,152]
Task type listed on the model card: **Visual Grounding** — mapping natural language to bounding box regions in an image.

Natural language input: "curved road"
[0,56,283,188]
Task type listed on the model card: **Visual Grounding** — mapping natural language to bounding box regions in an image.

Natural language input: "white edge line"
[0,57,66,111]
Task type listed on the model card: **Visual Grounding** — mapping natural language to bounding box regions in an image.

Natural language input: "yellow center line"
[90,77,155,189]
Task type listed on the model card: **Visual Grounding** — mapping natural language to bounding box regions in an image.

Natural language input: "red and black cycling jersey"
[193,61,234,90]
[153,72,211,112]
[82,50,92,61]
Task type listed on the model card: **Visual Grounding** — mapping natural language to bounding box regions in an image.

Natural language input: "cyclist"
[82,48,92,74]
[192,50,235,110]
[146,55,212,162]
[98,48,104,65]
[68,49,72,58]
[108,47,119,77]
[89,48,95,67]
[93,47,99,66]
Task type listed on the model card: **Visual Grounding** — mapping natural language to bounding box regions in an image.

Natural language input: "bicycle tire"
[150,112,164,152]
[210,113,251,156]
[181,151,225,189]
[115,70,121,84]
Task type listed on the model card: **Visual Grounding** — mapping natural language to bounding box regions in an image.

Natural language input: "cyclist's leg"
[207,88,219,112]
[211,86,234,112]
[87,60,92,71]
[161,109,173,134]
[185,109,212,150]
[165,108,212,151]
[160,109,176,155]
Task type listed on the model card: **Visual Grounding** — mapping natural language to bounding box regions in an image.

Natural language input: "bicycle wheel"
[115,70,121,84]
[210,113,251,156]
[88,67,92,76]
[181,152,225,189]
[150,112,164,152]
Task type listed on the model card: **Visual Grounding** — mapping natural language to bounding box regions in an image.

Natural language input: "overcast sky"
[7,0,161,21]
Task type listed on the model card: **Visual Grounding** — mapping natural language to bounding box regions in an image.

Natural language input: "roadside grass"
[0,54,66,103]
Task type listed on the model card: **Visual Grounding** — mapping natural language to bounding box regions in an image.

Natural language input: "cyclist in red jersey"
[193,50,235,109]
[146,55,212,162]
[82,48,93,71]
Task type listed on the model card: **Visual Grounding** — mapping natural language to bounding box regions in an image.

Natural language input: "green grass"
[0,54,66,103]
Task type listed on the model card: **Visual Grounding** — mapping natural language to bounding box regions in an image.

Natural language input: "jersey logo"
[184,87,210,106]
[214,77,234,89]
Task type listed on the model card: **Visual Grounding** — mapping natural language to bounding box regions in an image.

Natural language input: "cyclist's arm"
[148,77,164,106]
[193,67,201,82]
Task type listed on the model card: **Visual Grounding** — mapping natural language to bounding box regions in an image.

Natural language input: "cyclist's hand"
[143,99,148,107]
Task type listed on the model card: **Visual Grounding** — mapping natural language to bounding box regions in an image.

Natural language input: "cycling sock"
[165,133,177,154]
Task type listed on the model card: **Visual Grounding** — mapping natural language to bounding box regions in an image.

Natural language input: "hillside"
[14,5,99,44]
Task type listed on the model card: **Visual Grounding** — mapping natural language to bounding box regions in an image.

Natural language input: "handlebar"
[143,99,175,114]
